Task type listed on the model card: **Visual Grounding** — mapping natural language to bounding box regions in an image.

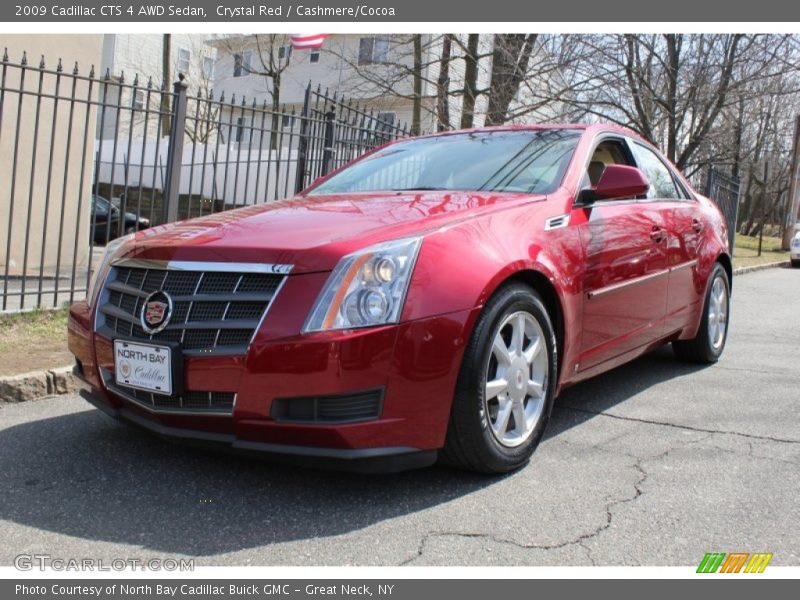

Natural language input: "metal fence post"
[704,165,714,198]
[162,74,188,224]
[294,83,311,194]
[321,106,336,177]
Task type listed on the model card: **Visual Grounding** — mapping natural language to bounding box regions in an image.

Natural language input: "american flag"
[290,34,330,50]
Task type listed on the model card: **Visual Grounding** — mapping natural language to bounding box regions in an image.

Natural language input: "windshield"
[307,129,581,196]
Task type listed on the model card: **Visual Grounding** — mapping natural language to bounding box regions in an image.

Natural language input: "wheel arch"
[716,251,733,294]
[485,268,567,385]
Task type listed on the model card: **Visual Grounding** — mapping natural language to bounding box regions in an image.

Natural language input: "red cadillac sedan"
[68,124,731,474]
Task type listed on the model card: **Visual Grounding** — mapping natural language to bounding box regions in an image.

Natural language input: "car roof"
[412,123,646,144]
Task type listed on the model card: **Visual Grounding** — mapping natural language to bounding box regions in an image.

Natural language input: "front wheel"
[673,263,730,363]
[441,283,557,474]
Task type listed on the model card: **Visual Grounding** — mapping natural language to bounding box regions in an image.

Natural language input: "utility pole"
[781,115,800,250]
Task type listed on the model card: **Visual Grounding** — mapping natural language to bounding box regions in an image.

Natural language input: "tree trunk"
[485,34,538,126]
[664,35,680,163]
[161,34,172,137]
[460,34,480,129]
[412,35,423,135]
[270,73,281,151]
[436,34,452,132]
[781,115,800,250]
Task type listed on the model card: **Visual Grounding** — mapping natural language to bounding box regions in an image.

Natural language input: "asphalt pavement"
[1,266,798,566]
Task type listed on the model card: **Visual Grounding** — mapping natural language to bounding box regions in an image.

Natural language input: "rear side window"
[632,143,683,200]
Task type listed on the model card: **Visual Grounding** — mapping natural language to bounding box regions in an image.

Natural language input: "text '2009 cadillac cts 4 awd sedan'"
[68,124,732,474]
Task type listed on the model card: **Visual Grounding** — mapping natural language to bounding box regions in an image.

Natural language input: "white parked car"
[792,230,800,267]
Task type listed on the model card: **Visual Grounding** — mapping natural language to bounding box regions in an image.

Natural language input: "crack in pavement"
[558,405,800,445]
[399,454,653,566]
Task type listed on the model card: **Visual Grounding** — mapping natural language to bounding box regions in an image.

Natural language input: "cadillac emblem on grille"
[140,290,173,334]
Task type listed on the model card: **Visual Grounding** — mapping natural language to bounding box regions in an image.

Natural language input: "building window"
[282,114,295,128]
[235,117,250,143]
[132,90,145,110]
[176,47,191,74]
[375,112,396,132]
[202,56,215,79]
[358,36,390,65]
[233,51,252,77]
[278,45,292,60]
[310,50,320,63]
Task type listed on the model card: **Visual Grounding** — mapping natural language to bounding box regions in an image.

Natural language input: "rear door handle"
[692,218,704,233]
[650,227,666,242]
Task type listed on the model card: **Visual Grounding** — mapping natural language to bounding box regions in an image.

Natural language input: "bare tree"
[484,34,538,125]
[215,34,294,148]
[435,34,452,131]
[161,34,171,137]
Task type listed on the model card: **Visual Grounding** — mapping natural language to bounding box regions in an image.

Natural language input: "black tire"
[440,283,558,474]
[673,263,730,364]
[792,259,800,268]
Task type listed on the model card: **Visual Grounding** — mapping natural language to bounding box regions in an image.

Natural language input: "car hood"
[118,191,546,273]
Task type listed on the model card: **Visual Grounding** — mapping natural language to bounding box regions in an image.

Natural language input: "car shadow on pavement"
[0,346,708,558]
[547,345,708,436]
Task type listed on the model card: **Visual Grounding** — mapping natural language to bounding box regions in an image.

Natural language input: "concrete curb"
[0,259,791,404]
[0,366,79,403]
[733,260,789,276]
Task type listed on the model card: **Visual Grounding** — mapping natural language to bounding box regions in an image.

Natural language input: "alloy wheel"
[483,311,549,448]
[707,276,728,350]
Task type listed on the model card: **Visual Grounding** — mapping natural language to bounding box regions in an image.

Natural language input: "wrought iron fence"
[0,51,413,313]
[705,166,741,252]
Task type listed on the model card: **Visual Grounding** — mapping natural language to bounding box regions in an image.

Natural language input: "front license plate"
[114,340,173,395]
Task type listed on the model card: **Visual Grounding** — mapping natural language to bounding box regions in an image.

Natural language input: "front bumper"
[68,299,477,472]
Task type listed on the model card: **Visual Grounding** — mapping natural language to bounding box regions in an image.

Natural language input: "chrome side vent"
[544,214,570,231]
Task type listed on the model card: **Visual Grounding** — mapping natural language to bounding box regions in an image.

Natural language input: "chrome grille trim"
[95,260,289,357]
[112,258,293,275]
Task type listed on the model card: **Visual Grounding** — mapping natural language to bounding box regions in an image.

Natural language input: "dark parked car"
[90,195,150,244]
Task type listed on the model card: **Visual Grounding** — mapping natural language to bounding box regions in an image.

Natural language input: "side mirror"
[584,164,650,202]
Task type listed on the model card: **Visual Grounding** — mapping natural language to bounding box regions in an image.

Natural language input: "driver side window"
[631,143,683,200]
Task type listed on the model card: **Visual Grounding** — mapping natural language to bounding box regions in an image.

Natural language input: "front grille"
[96,263,286,356]
[271,389,384,424]
[105,374,235,414]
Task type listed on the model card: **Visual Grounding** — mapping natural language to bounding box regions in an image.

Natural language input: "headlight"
[86,233,134,306]
[303,237,423,333]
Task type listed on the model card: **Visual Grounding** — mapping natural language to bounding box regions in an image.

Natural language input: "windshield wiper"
[392,187,450,191]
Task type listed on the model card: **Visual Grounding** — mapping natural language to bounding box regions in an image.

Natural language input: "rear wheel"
[792,259,800,268]
[673,263,730,363]
[441,283,557,474]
